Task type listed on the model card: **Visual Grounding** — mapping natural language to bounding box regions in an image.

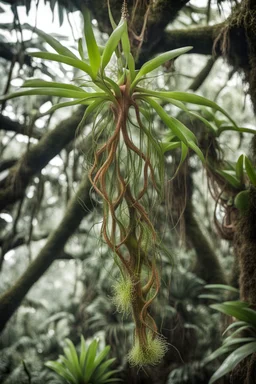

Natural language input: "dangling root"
[89,83,166,365]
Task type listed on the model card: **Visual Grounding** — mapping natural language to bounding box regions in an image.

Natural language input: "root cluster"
[88,83,165,362]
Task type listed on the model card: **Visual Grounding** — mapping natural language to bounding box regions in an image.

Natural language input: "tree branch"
[0,114,42,139]
[0,158,17,173]
[0,105,86,211]
[0,41,32,66]
[188,57,216,91]
[0,173,93,332]
[138,23,224,65]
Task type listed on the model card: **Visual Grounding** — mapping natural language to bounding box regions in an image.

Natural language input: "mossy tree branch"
[0,173,93,333]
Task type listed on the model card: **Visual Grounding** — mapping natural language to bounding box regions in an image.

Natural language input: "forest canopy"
[0,0,256,383]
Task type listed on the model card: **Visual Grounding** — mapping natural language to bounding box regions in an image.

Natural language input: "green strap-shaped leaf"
[131,46,193,89]
[107,0,117,30]
[160,141,180,153]
[40,95,107,117]
[22,79,84,92]
[121,20,130,63]
[223,337,256,346]
[136,89,218,135]
[78,38,85,60]
[188,140,205,163]
[236,154,245,183]
[216,169,242,189]
[143,96,204,162]
[93,358,116,381]
[83,7,101,78]
[64,339,83,380]
[45,361,77,383]
[224,325,255,339]
[0,87,91,101]
[211,302,256,327]
[83,339,98,381]
[59,354,78,379]
[218,125,256,136]
[222,321,249,336]
[172,142,189,179]
[143,97,196,144]
[40,99,91,116]
[103,76,121,97]
[127,53,136,81]
[204,284,239,293]
[245,156,256,186]
[144,96,204,162]
[137,88,237,127]
[80,336,87,374]
[101,19,126,71]
[24,23,78,59]
[189,111,218,135]
[137,89,189,113]
[209,342,256,384]
[204,344,236,365]
[96,369,120,382]
[93,345,111,368]
[29,52,94,78]
[198,293,221,301]
[76,98,108,135]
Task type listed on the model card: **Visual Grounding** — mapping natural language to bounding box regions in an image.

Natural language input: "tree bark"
[0,173,93,333]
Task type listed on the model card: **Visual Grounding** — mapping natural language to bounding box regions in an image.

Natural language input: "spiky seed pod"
[121,0,129,20]
[112,277,134,314]
[128,333,168,366]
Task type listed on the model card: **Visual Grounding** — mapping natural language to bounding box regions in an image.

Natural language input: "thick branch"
[0,173,93,332]
[188,57,216,91]
[0,114,42,139]
[0,41,32,66]
[0,158,17,173]
[0,105,85,211]
[138,23,224,65]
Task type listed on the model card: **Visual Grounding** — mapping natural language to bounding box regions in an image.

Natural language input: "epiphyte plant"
[1,1,236,366]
